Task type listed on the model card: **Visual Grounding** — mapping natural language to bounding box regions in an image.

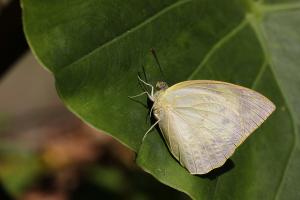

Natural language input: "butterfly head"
[153,81,168,103]
[155,81,168,91]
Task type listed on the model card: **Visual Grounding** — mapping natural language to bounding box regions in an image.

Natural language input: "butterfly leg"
[149,105,154,119]
[142,118,160,142]
[129,75,153,99]
[128,91,150,99]
[137,75,154,98]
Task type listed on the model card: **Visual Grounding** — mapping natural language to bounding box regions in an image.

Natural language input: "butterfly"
[132,76,276,175]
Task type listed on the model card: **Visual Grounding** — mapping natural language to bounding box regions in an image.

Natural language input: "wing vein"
[176,106,241,128]
[174,107,244,139]
[171,111,198,172]
[190,85,273,111]
[171,109,226,171]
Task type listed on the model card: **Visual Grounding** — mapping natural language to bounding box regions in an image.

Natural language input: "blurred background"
[0,1,188,199]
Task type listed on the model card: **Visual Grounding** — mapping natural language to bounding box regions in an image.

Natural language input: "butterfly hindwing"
[154,80,275,174]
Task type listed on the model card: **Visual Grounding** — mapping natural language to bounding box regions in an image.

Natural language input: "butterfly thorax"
[152,81,169,118]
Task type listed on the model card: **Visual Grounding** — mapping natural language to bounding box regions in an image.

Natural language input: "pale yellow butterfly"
[133,77,275,175]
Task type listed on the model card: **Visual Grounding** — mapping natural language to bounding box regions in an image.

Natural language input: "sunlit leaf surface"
[22,0,300,199]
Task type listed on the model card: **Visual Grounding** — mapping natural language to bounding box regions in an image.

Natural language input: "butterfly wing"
[156,80,275,174]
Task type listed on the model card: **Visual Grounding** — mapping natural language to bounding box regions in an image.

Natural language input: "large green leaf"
[22,0,300,199]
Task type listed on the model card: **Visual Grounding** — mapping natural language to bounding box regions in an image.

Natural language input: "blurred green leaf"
[0,153,42,197]
[87,166,124,193]
[84,165,188,200]
[22,0,300,199]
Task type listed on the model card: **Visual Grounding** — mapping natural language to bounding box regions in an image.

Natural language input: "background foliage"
[22,0,300,199]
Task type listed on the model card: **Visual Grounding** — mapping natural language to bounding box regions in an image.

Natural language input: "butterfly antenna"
[142,65,149,84]
[151,48,166,81]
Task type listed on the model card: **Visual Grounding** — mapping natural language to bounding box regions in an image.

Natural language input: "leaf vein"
[247,15,298,200]
[188,19,248,80]
[60,0,193,72]
[212,20,270,200]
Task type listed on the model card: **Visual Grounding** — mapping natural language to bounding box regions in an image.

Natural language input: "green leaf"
[22,0,300,199]
[0,153,42,197]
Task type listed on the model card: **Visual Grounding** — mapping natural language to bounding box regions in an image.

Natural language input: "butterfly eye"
[156,81,168,90]
[153,107,163,117]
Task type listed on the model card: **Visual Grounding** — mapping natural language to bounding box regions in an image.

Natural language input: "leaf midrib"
[43,1,299,199]
[187,3,299,199]
[249,15,299,200]
[209,7,298,200]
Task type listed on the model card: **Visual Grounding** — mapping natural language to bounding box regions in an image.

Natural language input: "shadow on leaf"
[198,159,235,180]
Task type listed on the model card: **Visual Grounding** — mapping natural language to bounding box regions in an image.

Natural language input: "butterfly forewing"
[154,80,275,174]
